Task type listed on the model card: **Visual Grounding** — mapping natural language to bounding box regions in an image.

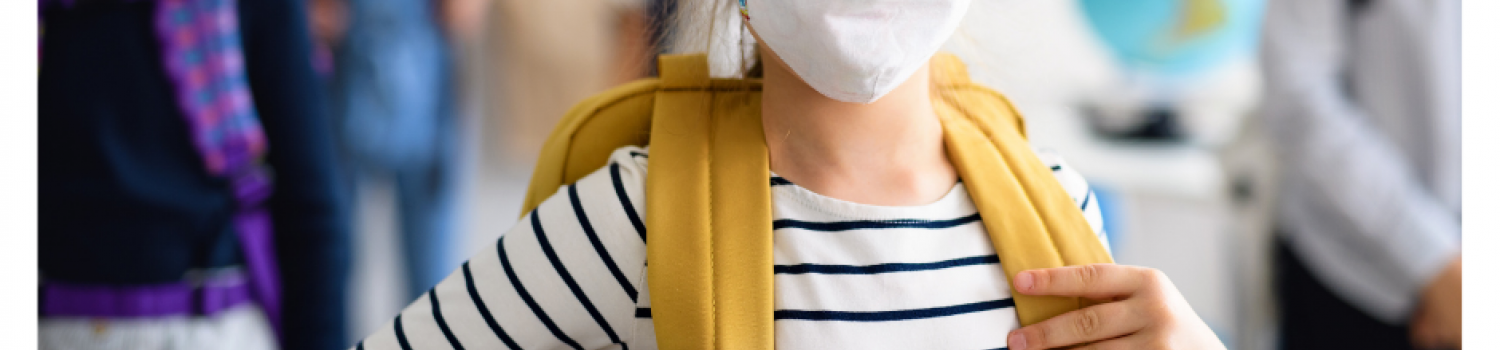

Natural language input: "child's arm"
[353,149,651,350]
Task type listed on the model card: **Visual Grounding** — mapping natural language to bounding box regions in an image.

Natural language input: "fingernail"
[1009,330,1028,350]
[1015,272,1033,292]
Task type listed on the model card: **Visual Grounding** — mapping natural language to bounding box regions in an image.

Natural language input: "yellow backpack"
[521,53,1114,350]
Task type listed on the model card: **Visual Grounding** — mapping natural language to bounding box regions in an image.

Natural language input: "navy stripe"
[775,254,999,275]
[1080,188,1093,211]
[774,298,1015,322]
[499,229,584,350]
[393,314,413,350]
[629,151,649,158]
[610,163,648,242]
[773,213,981,232]
[1050,165,1062,171]
[532,211,625,347]
[570,185,639,301]
[770,176,793,186]
[428,289,466,350]
[462,262,522,349]
[983,348,1010,350]
[356,341,364,350]
[635,307,652,318]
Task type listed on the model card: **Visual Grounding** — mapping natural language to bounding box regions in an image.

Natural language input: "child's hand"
[1006,264,1225,350]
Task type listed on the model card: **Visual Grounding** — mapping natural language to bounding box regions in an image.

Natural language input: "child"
[353,0,1223,349]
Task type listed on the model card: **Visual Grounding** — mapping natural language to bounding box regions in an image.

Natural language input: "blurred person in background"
[482,0,658,164]
[38,0,350,349]
[309,0,465,302]
[1260,0,1461,349]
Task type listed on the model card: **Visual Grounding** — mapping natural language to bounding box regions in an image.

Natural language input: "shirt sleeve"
[238,0,353,348]
[353,148,650,350]
[1259,0,1459,323]
[1033,149,1111,255]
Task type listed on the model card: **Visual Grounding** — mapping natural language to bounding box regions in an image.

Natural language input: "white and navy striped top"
[354,146,1107,350]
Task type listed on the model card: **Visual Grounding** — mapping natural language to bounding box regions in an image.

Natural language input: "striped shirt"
[354,146,1107,350]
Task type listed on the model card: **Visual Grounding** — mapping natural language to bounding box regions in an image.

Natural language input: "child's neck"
[759,46,957,206]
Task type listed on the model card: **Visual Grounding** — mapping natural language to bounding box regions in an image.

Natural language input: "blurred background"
[37,0,1462,349]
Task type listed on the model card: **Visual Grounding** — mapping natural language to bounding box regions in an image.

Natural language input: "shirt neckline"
[769,172,973,220]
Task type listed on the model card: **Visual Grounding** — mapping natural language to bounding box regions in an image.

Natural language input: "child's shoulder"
[604,145,651,180]
[1031,147,1089,200]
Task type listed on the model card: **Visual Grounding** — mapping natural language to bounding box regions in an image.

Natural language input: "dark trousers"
[1275,237,1415,350]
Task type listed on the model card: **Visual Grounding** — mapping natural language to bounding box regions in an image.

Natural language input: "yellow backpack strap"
[646,54,775,350]
[931,53,1115,325]
[521,79,660,216]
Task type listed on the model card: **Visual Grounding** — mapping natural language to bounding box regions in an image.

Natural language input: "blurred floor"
[346,171,403,341]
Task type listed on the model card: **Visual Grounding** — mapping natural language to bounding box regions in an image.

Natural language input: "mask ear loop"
[738,0,751,77]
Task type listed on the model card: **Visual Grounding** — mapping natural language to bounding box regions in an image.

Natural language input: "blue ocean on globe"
[1077,0,1264,77]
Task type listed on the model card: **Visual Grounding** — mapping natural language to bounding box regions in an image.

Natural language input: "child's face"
[740,0,973,103]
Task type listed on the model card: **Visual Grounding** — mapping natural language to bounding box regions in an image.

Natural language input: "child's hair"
[658,0,762,78]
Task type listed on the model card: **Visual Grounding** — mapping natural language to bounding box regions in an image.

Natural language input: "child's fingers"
[1007,301,1146,350]
[1013,264,1158,299]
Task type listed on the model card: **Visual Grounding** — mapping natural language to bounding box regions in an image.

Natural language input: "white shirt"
[354,146,1106,350]
[1260,0,1460,323]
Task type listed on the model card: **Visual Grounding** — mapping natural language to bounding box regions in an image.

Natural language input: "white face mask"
[743,0,972,104]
